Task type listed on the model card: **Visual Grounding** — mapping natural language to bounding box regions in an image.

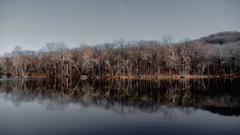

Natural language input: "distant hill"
[198,31,240,44]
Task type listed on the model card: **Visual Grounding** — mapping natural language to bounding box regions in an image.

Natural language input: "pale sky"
[0,0,240,54]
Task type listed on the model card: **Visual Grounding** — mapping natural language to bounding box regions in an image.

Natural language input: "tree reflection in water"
[0,78,239,117]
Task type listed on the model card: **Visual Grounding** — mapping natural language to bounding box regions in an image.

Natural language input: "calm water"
[0,78,240,135]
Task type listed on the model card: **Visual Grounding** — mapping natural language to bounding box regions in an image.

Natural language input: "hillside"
[199,31,240,44]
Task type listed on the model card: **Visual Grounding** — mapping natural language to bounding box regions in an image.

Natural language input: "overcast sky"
[0,0,240,54]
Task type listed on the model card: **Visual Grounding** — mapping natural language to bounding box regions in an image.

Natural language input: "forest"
[0,31,240,80]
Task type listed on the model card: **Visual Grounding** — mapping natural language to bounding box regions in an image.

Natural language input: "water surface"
[0,78,240,135]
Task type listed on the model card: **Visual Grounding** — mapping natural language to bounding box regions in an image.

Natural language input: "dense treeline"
[0,32,240,79]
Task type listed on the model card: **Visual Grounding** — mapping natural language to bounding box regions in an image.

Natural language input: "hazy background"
[0,0,240,54]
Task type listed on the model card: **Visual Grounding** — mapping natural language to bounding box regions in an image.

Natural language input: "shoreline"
[99,75,240,80]
[1,74,240,81]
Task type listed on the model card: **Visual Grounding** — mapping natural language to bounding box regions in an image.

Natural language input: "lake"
[0,78,240,135]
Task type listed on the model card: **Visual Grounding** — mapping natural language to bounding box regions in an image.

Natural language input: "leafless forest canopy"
[0,31,240,79]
